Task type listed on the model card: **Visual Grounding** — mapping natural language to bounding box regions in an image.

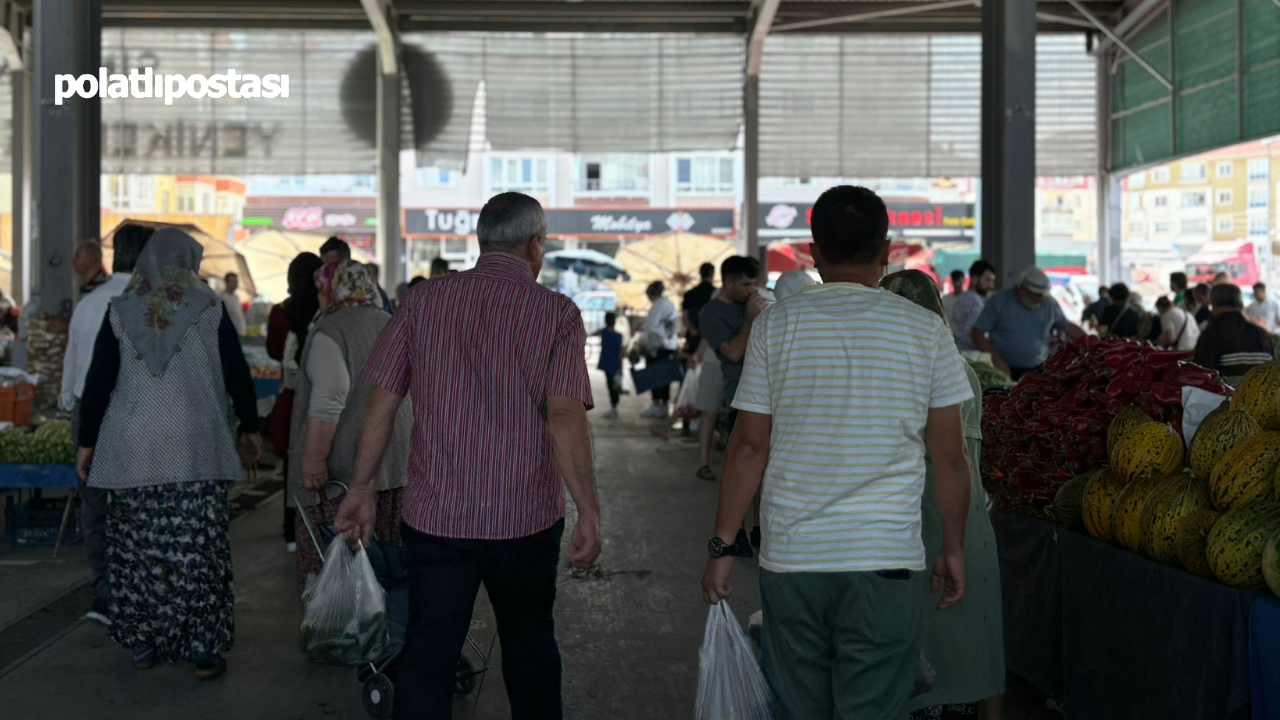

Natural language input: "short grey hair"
[477,192,547,249]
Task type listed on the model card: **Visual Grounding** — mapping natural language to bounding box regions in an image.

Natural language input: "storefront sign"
[759,202,975,235]
[242,197,377,236]
[404,207,736,238]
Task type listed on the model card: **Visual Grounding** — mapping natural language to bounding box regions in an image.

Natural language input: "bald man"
[73,241,109,301]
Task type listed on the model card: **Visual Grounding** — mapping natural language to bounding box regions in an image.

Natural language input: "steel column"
[10,62,30,305]
[980,0,1036,288]
[1096,54,1122,286]
[33,0,100,317]
[376,58,402,284]
[743,74,759,261]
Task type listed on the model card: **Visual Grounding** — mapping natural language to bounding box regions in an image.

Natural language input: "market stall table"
[993,511,1279,720]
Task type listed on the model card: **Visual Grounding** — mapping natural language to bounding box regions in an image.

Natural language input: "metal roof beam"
[359,0,397,74]
[746,0,781,76]
[1066,0,1172,89]
[772,0,977,33]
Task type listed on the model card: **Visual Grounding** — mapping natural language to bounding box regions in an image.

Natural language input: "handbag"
[631,358,685,395]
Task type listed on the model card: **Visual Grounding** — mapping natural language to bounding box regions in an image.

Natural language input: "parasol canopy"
[102,219,256,301]
[545,249,631,280]
[235,229,372,303]
[609,230,737,309]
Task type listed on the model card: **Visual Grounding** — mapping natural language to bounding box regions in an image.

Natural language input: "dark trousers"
[281,456,296,543]
[606,372,622,408]
[70,400,110,605]
[395,519,565,720]
[650,348,676,403]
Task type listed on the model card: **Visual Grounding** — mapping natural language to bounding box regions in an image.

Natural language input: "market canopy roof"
[101,219,257,301]
[236,228,372,303]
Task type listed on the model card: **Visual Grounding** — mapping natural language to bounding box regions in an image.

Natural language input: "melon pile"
[1079,362,1280,596]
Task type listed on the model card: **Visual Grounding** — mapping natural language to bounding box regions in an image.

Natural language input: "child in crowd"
[598,312,624,419]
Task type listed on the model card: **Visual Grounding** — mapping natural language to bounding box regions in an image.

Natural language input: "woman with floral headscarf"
[76,228,262,679]
[881,269,1005,720]
[289,259,414,592]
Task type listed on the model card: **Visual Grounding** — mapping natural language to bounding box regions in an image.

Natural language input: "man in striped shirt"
[701,186,974,720]
[337,192,601,719]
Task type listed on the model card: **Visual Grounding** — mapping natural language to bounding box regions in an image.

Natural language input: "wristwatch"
[708,536,732,559]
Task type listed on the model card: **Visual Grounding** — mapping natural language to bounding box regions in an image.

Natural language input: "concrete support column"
[375,58,402,286]
[743,74,760,261]
[10,64,31,305]
[980,0,1037,288]
[33,0,100,317]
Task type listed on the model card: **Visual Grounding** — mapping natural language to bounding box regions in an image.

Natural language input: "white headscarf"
[774,270,816,302]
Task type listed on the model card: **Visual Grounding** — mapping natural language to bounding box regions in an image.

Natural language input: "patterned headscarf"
[880,269,948,327]
[314,259,380,318]
[113,228,220,377]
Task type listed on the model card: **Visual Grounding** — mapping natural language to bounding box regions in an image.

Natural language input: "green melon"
[1083,469,1124,543]
[1045,471,1095,529]
[1206,501,1280,588]
[1188,409,1261,480]
[1108,406,1152,459]
[1263,529,1280,598]
[1113,474,1160,555]
[1177,510,1224,578]
[1142,471,1213,565]
[1232,362,1280,430]
[1111,422,1184,486]
[1209,432,1280,511]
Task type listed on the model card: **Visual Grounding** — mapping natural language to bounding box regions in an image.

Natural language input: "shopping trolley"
[296,484,496,719]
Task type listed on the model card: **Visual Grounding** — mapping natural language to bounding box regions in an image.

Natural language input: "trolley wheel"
[455,656,477,696]
[363,672,394,718]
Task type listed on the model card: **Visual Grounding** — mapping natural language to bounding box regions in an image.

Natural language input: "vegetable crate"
[0,383,34,426]
[4,495,80,547]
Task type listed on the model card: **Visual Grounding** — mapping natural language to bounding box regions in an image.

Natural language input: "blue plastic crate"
[4,494,80,547]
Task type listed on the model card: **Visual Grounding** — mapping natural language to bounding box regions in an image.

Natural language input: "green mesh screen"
[1110,0,1280,171]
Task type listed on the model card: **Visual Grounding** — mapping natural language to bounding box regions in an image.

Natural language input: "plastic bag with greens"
[299,535,390,666]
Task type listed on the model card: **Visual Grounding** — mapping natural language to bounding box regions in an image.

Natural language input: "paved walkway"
[0,381,757,719]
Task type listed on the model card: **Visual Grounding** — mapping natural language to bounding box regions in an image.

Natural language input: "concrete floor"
[0,371,1053,720]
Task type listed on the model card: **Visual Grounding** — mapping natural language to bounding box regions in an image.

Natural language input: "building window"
[1152,167,1171,183]
[1153,221,1171,234]
[1248,158,1270,181]
[1128,220,1144,236]
[676,156,735,195]
[1249,185,1269,208]
[1181,218,1207,235]
[1128,194,1142,212]
[1153,195,1169,208]
[1249,216,1270,236]
[489,156,551,195]
[1217,189,1234,206]
[1181,191,1206,208]
[1217,162,1234,178]
[1127,172,1146,189]
[1217,216,1234,233]
[176,185,195,213]
[416,167,457,188]
[577,154,650,194]
[1180,162,1207,182]
[780,177,816,187]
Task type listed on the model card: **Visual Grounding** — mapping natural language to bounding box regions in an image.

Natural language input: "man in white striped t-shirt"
[701,186,974,720]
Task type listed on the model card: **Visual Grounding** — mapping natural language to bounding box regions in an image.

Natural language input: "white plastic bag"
[299,535,390,666]
[695,601,774,720]
[676,366,702,419]
[1181,386,1230,447]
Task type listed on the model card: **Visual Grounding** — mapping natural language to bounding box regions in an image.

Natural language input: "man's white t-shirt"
[732,283,973,573]
[1161,307,1201,351]
[645,296,680,352]
[220,292,247,336]
[1246,299,1280,333]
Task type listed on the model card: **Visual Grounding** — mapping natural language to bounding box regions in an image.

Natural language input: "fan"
[340,45,453,150]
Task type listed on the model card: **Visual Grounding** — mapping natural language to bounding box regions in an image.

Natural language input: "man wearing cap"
[970,266,1085,380]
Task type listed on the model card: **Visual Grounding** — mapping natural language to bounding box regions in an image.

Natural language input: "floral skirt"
[106,480,235,662]
[912,704,977,720]
[294,488,404,595]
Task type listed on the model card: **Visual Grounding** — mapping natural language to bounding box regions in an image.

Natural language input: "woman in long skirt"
[77,229,262,679]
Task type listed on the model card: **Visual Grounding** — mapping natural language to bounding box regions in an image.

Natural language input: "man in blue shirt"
[971,266,1086,379]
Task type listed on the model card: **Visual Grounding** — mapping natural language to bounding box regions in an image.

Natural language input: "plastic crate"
[0,383,34,426]
[4,494,80,547]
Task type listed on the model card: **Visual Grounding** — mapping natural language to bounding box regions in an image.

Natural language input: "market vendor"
[970,266,1086,380]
